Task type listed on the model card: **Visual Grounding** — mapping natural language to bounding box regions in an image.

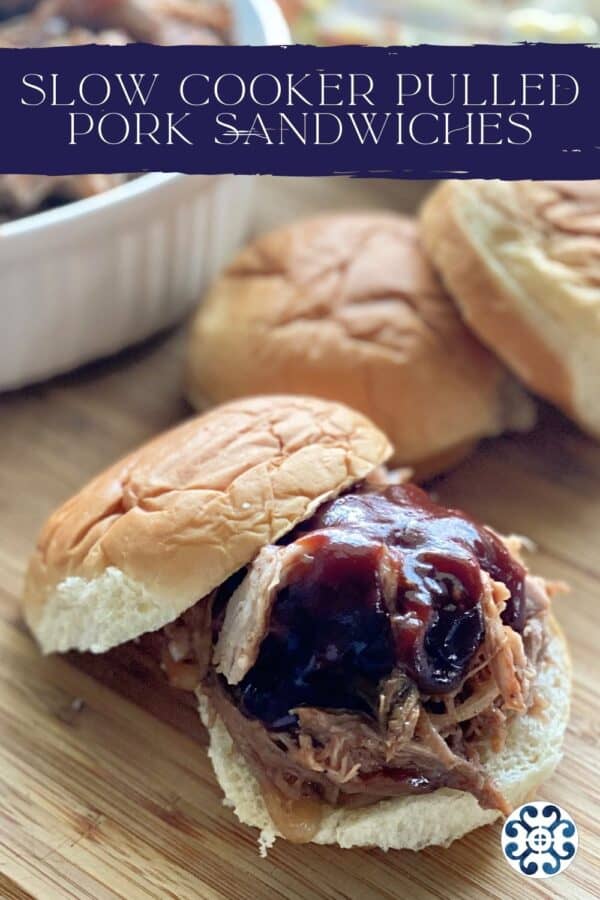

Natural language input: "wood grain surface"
[0,178,598,900]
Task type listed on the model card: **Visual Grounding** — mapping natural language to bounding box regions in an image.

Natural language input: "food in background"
[185,212,535,479]
[421,180,600,438]
[0,0,230,221]
[279,0,599,45]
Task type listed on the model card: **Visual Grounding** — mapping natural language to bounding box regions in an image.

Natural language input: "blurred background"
[278,0,600,43]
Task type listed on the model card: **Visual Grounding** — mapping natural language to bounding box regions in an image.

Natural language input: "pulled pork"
[0,0,230,220]
[201,570,549,823]
[132,483,555,840]
[0,0,230,47]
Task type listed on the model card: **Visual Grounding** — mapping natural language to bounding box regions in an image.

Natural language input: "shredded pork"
[143,519,553,820]
[191,562,551,816]
[214,543,305,685]
[0,0,230,220]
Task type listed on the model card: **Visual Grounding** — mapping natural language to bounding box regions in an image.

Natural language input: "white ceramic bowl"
[0,0,289,391]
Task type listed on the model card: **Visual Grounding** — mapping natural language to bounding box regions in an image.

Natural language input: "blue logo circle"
[501,802,578,879]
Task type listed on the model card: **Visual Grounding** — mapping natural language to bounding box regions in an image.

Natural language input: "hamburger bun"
[201,617,570,854]
[23,395,391,654]
[420,180,600,436]
[185,213,535,479]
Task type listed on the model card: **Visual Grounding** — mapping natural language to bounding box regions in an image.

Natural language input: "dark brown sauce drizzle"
[233,484,525,730]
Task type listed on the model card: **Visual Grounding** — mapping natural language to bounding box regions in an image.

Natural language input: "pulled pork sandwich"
[23,396,570,852]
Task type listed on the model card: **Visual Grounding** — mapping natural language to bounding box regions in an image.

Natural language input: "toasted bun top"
[185,213,534,477]
[420,180,600,436]
[23,395,391,654]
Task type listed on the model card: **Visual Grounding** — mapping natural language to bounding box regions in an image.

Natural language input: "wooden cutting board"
[0,179,598,900]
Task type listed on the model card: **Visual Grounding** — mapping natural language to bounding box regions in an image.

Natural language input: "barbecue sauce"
[236,484,525,729]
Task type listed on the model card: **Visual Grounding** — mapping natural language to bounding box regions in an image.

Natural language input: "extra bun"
[23,395,391,654]
[420,180,600,436]
[200,617,570,854]
[185,213,535,479]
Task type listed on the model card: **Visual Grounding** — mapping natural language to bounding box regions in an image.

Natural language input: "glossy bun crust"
[23,395,391,654]
[186,213,535,478]
[421,180,600,436]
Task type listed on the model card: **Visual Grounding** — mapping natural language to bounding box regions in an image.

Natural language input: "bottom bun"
[198,618,570,855]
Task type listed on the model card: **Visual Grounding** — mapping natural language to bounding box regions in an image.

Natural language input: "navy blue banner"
[1,42,599,178]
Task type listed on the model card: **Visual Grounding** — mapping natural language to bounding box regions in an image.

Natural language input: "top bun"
[420,180,600,436]
[24,395,391,655]
[185,213,534,479]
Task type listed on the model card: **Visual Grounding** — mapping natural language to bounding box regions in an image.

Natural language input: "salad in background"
[279,0,599,43]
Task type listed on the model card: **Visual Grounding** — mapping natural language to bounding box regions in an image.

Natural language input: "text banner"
[1,42,599,178]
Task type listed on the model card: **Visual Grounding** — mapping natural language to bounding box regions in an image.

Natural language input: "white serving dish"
[0,0,289,391]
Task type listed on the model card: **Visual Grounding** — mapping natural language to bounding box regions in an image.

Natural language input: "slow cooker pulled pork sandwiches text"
[23,397,570,852]
[0,0,230,221]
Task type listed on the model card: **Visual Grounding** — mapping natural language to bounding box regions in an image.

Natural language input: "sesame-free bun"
[200,616,570,854]
[23,395,391,655]
[420,180,600,436]
[185,213,535,479]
